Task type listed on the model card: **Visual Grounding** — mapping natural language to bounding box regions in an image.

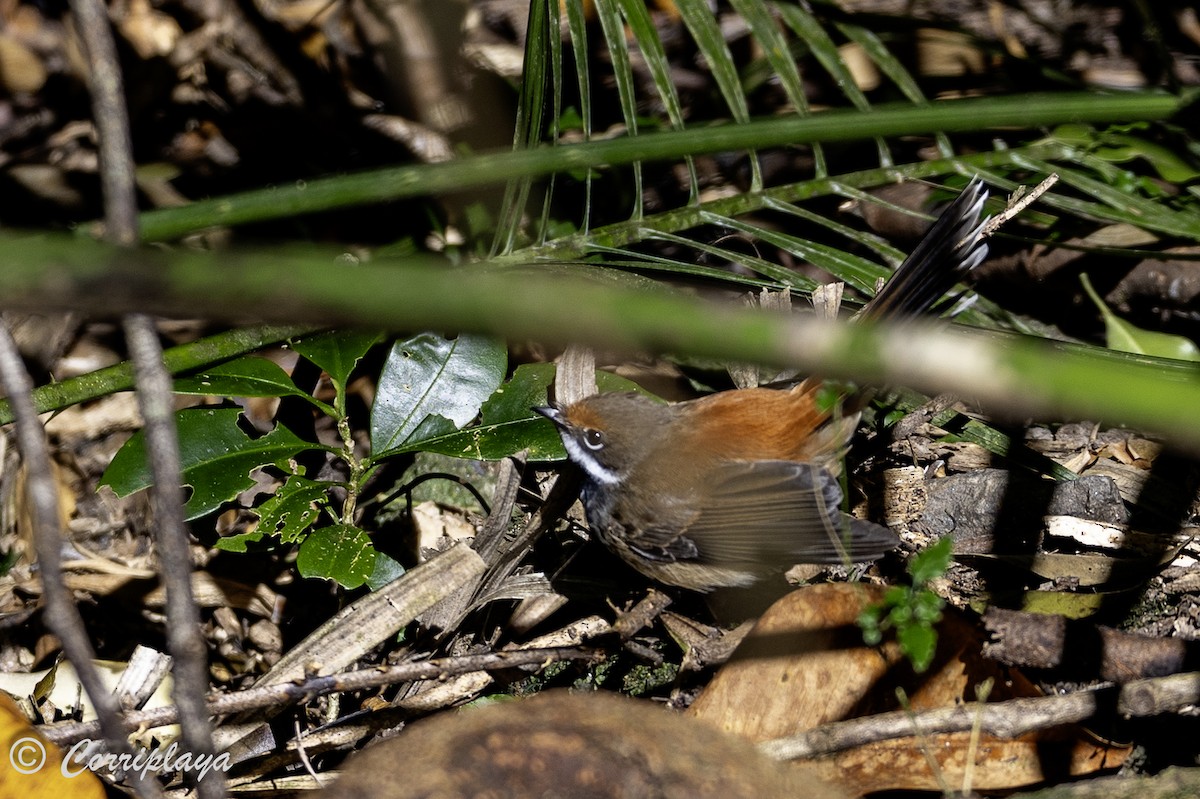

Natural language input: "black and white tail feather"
[857,178,989,321]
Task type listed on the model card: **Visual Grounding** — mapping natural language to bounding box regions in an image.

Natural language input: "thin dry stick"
[125,316,224,799]
[760,687,1107,760]
[68,0,136,245]
[292,717,324,790]
[40,646,598,746]
[756,672,1200,761]
[0,329,160,798]
[70,0,222,790]
[982,173,1059,238]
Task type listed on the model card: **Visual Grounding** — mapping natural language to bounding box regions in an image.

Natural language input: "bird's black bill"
[532,405,564,424]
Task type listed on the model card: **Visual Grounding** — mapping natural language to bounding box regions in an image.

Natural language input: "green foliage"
[85,2,1200,598]
[622,661,679,696]
[414,363,564,461]
[295,524,377,588]
[370,333,508,457]
[216,475,328,552]
[174,357,320,405]
[99,407,312,521]
[98,330,590,588]
[859,537,954,673]
[294,331,387,393]
[412,364,647,461]
[1049,123,1200,183]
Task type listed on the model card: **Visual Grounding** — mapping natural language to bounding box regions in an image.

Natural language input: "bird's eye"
[583,429,605,451]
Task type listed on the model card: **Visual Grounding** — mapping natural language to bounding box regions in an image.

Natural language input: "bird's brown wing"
[674,460,897,567]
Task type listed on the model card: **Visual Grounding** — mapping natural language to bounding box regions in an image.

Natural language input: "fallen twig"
[760,671,1200,760]
[39,646,600,746]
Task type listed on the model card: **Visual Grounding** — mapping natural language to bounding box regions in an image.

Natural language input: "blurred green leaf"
[897,622,937,673]
[908,536,954,585]
[859,537,949,673]
[1050,123,1200,183]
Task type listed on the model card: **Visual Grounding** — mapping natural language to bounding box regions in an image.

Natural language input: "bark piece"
[913,469,1127,553]
[983,606,1200,682]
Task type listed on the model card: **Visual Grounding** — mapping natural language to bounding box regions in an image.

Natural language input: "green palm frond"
[484,0,1197,324]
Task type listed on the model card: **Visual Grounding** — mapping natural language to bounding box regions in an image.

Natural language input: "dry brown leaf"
[19,571,279,617]
[412,500,476,556]
[688,584,903,736]
[688,583,1129,794]
[915,28,986,78]
[813,726,1125,795]
[116,0,182,59]
[0,32,46,93]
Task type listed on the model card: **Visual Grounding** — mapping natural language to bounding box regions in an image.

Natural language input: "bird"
[536,179,990,591]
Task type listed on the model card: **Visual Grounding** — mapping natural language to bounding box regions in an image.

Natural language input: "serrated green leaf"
[213,528,265,553]
[296,524,377,588]
[293,330,385,388]
[414,364,650,461]
[858,615,882,645]
[99,407,312,520]
[909,536,954,585]
[886,602,913,626]
[912,590,945,624]
[174,356,308,399]
[252,474,329,544]
[1080,273,1200,362]
[370,333,507,457]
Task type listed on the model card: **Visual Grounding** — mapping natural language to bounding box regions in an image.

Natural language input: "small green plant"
[858,536,953,672]
[99,331,557,588]
[100,330,647,589]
